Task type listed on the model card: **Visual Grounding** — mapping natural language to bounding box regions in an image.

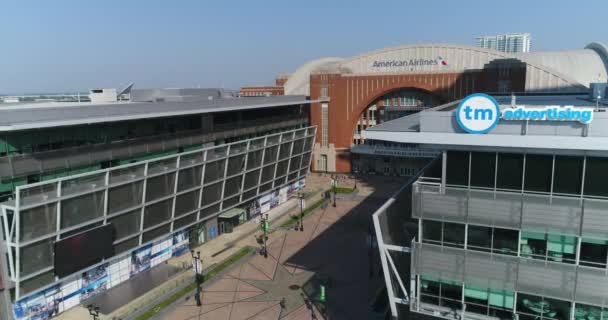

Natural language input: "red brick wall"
[310,69,525,172]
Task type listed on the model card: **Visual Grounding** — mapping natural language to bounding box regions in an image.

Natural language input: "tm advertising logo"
[456,93,595,134]
[456,93,500,134]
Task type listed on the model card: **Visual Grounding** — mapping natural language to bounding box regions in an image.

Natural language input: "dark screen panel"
[524,154,553,193]
[54,224,115,278]
[584,157,608,197]
[553,156,583,195]
[446,151,469,186]
[497,153,524,190]
[470,152,496,188]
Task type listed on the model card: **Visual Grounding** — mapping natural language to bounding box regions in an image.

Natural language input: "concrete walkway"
[54,176,329,320]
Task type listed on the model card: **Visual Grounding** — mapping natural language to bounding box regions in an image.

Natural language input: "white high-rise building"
[476,33,532,53]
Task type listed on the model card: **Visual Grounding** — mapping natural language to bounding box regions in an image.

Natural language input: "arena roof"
[0,95,314,131]
[283,42,608,95]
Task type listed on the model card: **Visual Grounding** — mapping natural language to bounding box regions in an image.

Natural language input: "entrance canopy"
[219,208,246,219]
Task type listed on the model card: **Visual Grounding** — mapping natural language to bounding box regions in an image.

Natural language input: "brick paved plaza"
[160,175,405,320]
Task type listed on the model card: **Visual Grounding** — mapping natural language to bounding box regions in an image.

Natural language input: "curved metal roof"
[283,43,608,95]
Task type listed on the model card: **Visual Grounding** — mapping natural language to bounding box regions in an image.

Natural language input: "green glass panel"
[547,234,576,254]
[522,231,545,241]
[465,287,488,300]
[489,291,514,309]
[574,304,602,320]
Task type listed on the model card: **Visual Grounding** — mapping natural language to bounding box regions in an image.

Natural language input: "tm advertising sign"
[456,93,594,134]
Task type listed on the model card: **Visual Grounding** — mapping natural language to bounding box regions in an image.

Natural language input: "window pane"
[227,155,246,176]
[468,225,492,252]
[108,210,141,240]
[493,228,518,255]
[446,151,469,186]
[246,150,263,169]
[553,156,583,194]
[547,234,577,264]
[108,181,143,213]
[20,239,53,275]
[517,293,543,317]
[223,176,242,198]
[497,153,523,190]
[202,182,222,206]
[204,160,226,184]
[142,223,170,243]
[263,146,278,165]
[143,199,172,229]
[524,154,553,193]
[177,166,202,192]
[443,222,465,248]
[114,237,139,254]
[584,157,608,197]
[20,204,57,241]
[61,191,105,229]
[520,231,546,259]
[145,173,176,202]
[470,152,496,188]
[580,238,608,268]
[575,304,603,320]
[175,191,200,217]
[422,220,442,244]
[441,282,462,301]
[542,296,571,320]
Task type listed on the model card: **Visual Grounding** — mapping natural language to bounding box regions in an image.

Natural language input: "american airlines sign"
[372,56,447,68]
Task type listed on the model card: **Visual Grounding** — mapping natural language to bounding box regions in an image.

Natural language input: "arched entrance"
[352,88,443,145]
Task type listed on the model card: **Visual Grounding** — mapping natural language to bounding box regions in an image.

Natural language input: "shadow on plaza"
[281,174,410,320]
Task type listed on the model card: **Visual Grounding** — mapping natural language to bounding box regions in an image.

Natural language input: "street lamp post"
[298,192,305,232]
[331,176,337,207]
[260,214,269,258]
[87,304,100,320]
[191,250,203,306]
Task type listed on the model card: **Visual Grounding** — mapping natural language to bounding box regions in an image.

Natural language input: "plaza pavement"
[159,174,405,320]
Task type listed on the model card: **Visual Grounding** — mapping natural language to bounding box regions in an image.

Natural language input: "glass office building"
[365,93,608,320]
[476,33,532,53]
[0,89,316,319]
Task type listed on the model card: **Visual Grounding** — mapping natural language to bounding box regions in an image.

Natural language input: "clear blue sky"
[1,0,607,94]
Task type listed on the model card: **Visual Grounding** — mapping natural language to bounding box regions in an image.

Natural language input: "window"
[524,154,553,193]
[467,225,517,255]
[497,153,523,190]
[553,155,583,195]
[467,225,492,252]
[422,220,442,244]
[580,238,608,268]
[574,303,608,320]
[470,152,496,188]
[320,86,328,97]
[420,277,462,311]
[465,285,514,320]
[422,220,464,248]
[446,151,469,186]
[520,232,577,264]
[321,103,329,147]
[517,293,571,320]
[584,157,608,197]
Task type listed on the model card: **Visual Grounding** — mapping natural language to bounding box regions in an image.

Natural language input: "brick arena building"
[245,43,608,173]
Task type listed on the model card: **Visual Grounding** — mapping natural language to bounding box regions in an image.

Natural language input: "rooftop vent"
[89,88,117,103]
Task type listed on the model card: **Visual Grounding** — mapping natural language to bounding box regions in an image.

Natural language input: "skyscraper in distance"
[476,33,532,53]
